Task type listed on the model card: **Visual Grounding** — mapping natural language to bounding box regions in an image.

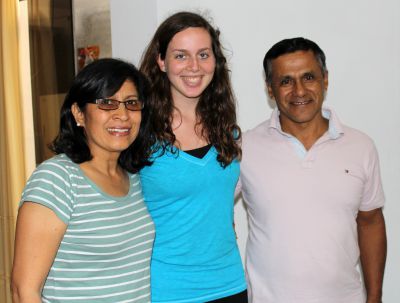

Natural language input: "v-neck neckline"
[176,145,216,166]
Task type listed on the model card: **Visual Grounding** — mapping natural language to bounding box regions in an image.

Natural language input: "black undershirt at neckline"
[184,144,212,159]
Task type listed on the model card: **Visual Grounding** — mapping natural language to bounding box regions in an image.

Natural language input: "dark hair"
[263,37,327,84]
[140,11,241,167]
[50,58,154,173]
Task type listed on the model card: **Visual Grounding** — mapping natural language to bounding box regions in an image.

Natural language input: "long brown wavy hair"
[140,11,241,167]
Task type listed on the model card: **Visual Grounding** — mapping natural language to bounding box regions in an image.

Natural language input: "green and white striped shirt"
[20,154,155,303]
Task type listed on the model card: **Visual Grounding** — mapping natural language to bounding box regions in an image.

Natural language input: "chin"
[110,142,133,153]
[184,92,203,99]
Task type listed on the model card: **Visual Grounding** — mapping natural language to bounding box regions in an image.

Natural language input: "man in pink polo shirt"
[239,37,387,303]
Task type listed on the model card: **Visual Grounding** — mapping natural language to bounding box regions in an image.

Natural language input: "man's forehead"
[271,51,323,76]
[273,50,317,65]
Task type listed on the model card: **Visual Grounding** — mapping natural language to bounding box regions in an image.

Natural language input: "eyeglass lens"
[96,99,143,111]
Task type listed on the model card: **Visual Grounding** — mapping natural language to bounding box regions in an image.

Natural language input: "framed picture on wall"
[77,45,100,71]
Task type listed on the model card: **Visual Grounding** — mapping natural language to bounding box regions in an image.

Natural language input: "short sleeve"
[20,156,75,224]
[359,142,385,211]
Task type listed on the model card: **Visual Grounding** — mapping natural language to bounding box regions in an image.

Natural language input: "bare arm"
[11,202,67,303]
[356,207,387,303]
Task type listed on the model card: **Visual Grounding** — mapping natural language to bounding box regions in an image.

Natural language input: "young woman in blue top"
[140,11,247,303]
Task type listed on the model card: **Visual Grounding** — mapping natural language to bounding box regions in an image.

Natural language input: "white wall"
[110,0,157,65]
[111,0,400,301]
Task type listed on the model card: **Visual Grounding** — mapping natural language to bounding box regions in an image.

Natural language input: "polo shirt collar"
[268,106,344,140]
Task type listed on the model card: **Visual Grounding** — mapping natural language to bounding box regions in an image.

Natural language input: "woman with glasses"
[11,58,155,303]
[139,12,247,303]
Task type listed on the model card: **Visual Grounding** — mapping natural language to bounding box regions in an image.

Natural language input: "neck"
[172,94,199,116]
[79,152,129,197]
[281,116,329,150]
[83,151,121,177]
[171,95,208,149]
[171,94,200,130]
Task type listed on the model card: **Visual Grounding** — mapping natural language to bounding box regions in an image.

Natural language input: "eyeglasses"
[88,98,144,111]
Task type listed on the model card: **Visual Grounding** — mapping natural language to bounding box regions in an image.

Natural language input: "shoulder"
[243,120,270,138]
[342,124,374,140]
[21,154,78,224]
[341,124,378,151]
[328,108,377,148]
[36,154,76,172]
[129,172,141,188]
[31,154,79,184]
[242,119,272,147]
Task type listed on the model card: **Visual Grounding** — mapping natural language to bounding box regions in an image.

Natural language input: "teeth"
[182,76,201,85]
[107,128,129,132]
[293,101,310,105]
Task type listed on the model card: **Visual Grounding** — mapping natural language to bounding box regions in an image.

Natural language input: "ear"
[323,71,329,91]
[267,82,275,100]
[157,54,166,72]
[71,103,85,127]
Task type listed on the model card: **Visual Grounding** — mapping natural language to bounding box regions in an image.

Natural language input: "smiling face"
[157,27,216,104]
[72,80,142,159]
[267,50,328,131]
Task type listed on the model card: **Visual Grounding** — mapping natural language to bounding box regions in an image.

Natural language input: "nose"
[187,56,200,72]
[293,79,306,97]
[113,103,129,120]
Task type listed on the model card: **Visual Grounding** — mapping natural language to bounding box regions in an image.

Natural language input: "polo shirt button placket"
[302,152,316,169]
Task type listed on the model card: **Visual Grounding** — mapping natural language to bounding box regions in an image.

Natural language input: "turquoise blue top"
[20,154,155,303]
[140,146,246,303]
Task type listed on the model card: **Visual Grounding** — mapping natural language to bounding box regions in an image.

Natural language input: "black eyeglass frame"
[87,98,144,111]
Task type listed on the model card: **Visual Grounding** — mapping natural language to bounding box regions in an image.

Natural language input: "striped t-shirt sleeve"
[20,157,75,224]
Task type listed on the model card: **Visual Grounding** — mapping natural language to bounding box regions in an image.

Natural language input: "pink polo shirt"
[239,108,385,303]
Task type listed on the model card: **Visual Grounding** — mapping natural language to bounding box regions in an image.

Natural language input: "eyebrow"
[276,70,317,79]
[107,94,138,100]
[274,75,292,81]
[198,47,212,52]
[124,94,138,99]
[171,47,212,52]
